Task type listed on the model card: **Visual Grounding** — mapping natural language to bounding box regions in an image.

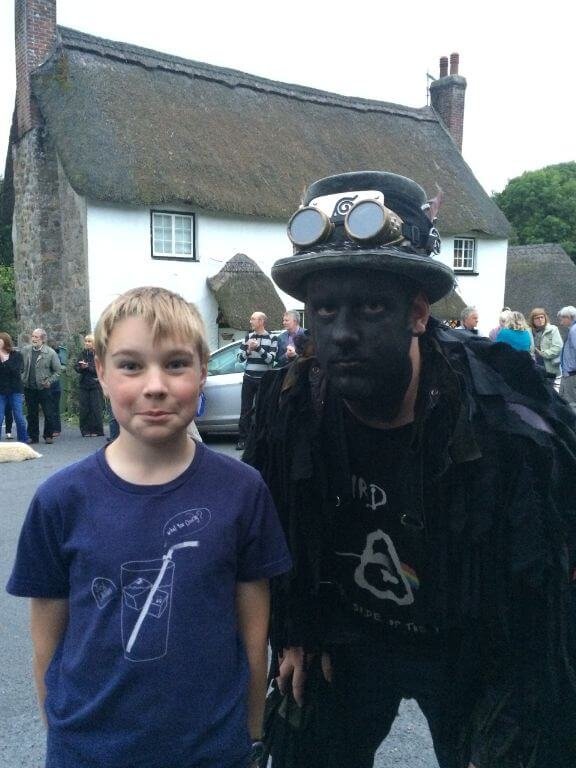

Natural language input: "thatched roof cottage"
[4,0,510,345]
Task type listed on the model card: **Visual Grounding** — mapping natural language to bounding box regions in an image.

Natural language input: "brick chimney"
[429,52,467,150]
[15,0,57,138]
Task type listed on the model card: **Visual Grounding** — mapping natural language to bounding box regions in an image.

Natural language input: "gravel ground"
[2,427,438,768]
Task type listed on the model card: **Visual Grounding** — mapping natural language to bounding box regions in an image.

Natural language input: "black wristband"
[250,740,265,766]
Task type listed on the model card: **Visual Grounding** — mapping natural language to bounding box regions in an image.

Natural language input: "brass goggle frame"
[287,198,405,249]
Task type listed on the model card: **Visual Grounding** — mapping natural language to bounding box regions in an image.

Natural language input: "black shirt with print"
[327,409,442,653]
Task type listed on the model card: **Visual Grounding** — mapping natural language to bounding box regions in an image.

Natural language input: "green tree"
[493,162,576,262]
[0,175,17,336]
[0,175,14,267]
[0,264,17,337]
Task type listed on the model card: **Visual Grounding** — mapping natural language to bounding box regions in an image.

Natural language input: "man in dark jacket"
[276,311,308,367]
[245,171,576,768]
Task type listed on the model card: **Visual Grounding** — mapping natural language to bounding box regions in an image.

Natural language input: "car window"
[207,343,243,376]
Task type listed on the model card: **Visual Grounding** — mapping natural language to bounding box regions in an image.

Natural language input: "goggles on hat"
[287,190,439,253]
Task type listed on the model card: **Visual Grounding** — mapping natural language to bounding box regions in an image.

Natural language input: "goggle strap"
[401,223,422,248]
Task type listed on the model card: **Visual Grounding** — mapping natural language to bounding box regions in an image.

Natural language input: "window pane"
[174,215,192,254]
[152,212,194,258]
[153,213,173,254]
[453,238,475,270]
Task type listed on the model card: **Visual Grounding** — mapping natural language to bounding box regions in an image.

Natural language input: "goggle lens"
[287,208,331,247]
[345,200,386,241]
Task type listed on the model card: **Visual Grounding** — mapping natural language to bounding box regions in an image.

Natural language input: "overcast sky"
[1,0,574,195]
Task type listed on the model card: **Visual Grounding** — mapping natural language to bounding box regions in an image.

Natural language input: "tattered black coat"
[245,320,576,768]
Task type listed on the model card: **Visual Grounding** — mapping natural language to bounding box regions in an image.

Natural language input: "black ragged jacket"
[244,319,576,768]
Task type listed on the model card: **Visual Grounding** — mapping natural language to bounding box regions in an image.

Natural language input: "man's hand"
[248,339,259,352]
[277,646,333,707]
[286,345,297,359]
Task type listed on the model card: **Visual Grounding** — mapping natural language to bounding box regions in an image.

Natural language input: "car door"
[196,342,244,433]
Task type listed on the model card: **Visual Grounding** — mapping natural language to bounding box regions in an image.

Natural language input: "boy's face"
[96,316,207,446]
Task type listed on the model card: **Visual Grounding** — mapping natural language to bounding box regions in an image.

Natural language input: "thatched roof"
[431,290,466,322]
[504,244,576,318]
[23,26,510,238]
[206,253,285,330]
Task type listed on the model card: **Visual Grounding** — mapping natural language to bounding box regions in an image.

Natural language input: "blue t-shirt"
[7,443,291,768]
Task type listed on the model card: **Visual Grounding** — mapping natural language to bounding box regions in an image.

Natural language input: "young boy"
[7,287,291,768]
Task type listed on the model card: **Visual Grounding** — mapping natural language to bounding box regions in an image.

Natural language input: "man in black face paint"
[244,172,576,768]
[306,270,419,422]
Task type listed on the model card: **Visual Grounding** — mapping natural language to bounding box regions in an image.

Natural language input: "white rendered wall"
[436,237,508,336]
[86,202,301,349]
[86,202,507,345]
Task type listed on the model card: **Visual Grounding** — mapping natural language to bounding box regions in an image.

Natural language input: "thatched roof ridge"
[504,243,576,319]
[27,26,510,237]
[56,27,432,120]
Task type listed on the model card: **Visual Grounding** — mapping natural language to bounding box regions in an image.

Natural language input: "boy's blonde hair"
[94,287,210,366]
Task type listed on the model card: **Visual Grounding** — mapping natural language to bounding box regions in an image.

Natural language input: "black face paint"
[306,269,416,422]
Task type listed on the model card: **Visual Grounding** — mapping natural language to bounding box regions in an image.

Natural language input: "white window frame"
[151,210,196,261]
[453,237,477,272]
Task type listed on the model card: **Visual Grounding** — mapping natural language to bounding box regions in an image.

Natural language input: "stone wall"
[12,126,90,345]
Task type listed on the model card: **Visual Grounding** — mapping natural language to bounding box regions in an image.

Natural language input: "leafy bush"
[494,162,576,262]
[0,265,17,338]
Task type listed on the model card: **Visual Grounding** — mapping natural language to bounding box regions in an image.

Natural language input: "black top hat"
[272,171,455,303]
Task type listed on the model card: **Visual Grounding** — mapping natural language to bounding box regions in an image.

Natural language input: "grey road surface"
[2,427,438,768]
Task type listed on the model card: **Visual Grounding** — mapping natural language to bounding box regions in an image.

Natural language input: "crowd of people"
[451,303,576,409]
[235,309,309,450]
[0,328,107,443]
[2,302,574,447]
[4,169,576,768]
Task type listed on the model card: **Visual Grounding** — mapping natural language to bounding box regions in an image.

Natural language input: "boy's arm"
[235,579,270,742]
[30,598,69,726]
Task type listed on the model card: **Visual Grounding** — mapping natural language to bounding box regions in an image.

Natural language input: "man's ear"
[410,292,431,336]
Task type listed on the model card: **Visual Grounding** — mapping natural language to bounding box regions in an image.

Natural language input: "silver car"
[197,336,287,435]
[196,340,245,435]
